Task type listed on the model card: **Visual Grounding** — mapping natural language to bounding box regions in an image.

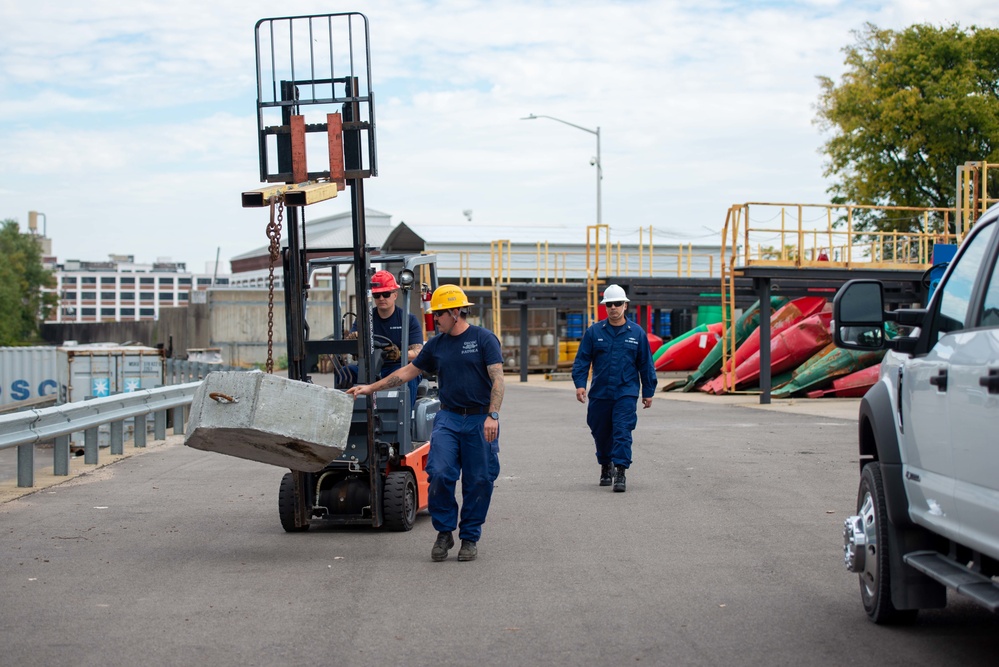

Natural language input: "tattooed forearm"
[383,374,404,388]
[487,363,505,411]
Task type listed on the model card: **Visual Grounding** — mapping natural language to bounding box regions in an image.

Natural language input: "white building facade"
[44,256,229,324]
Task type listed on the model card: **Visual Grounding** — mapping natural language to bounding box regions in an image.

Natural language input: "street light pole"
[521,113,602,227]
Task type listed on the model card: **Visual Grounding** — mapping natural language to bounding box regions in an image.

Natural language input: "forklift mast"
[249,12,377,380]
[243,13,390,527]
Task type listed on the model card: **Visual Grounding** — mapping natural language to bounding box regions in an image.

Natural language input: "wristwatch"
[488,411,500,421]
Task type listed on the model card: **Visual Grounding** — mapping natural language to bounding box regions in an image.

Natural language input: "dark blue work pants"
[586,395,639,469]
[426,410,500,542]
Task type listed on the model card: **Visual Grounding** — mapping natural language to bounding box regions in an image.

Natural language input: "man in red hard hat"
[345,269,424,404]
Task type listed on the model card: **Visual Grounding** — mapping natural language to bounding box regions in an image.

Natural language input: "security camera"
[590,158,597,166]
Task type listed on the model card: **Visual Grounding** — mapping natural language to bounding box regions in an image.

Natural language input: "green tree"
[0,219,57,345]
[815,23,999,234]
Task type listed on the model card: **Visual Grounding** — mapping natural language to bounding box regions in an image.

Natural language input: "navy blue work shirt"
[351,306,424,374]
[571,318,657,400]
[413,324,503,408]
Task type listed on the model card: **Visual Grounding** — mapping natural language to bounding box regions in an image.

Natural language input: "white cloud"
[3,0,998,268]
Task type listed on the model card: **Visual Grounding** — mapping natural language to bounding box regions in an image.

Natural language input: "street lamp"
[521,113,602,227]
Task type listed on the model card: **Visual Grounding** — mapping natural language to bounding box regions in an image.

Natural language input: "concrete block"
[185,371,353,472]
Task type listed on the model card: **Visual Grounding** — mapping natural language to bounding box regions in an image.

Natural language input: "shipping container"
[0,346,59,408]
[57,343,165,403]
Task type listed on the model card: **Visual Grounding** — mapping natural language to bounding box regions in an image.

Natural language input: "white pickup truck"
[833,206,999,624]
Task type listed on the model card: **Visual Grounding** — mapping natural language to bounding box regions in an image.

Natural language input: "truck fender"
[858,380,911,528]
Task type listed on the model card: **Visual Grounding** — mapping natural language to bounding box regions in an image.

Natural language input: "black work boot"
[613,465,626,493]
[599,462,613,486]
[431,531,454,562]
[457,539,478,562]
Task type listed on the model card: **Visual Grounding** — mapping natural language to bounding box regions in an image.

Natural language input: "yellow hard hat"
[430,284,472,311]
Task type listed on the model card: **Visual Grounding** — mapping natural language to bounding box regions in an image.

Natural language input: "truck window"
[978,240,999,327]
[932,222,996,340]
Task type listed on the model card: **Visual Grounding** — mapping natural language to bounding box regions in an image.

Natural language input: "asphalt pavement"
[1,375,996,666]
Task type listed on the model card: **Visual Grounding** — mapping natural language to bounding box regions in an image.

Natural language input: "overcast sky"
[3,0,996,273]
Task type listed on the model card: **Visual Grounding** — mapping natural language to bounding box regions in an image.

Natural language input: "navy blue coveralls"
[571,318,657,469]
[412,325,502,542]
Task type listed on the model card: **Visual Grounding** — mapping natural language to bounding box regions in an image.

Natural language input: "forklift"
[241,12,440,532]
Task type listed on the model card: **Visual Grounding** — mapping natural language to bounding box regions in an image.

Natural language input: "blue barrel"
[657,312,671,338]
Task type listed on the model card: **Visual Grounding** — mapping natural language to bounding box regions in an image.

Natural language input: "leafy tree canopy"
[0,219,57,345]
[815,22,999,233]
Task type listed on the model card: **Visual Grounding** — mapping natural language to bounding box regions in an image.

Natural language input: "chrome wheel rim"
[858,490,879,601]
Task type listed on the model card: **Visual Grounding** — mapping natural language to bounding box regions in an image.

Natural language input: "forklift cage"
[254,12,376,184]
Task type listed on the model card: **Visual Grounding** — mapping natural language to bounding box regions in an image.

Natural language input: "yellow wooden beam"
[241,180,340,208]
[284,181,341,207]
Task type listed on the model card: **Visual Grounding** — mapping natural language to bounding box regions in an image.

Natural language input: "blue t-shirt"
[351,307,424,374]
[413,324,503,409]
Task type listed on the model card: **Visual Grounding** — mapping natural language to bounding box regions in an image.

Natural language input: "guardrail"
[0,382,201,489]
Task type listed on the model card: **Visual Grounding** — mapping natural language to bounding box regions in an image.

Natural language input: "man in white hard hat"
[571,284,657,492]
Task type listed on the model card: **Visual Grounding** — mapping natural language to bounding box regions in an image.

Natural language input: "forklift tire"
[278,472,309,533]
[382,470,417,531]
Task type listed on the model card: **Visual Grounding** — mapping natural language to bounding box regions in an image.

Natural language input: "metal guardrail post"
[172,407,185,435]
[84,427,98,464]
[134,416,147,448]
[54,435,70,476]
[17,443,34,488]
[110,421,124,456]
[154,411,166,440]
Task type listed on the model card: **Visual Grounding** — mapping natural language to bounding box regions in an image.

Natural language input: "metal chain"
[265,197,284,374]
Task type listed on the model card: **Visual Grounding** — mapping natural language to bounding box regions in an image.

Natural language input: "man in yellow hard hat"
[347,284,504,562]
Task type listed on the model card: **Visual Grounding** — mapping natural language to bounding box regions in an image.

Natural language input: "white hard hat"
[600,284,630,304]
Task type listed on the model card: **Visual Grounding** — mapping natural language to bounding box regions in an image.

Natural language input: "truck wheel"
[382,470,416,531]
[279,472,309,533]
[857,463,917,624]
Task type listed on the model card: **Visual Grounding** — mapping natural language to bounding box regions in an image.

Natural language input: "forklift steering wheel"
[372,334,393,350]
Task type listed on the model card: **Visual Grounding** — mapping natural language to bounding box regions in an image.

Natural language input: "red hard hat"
[371,270,400,291]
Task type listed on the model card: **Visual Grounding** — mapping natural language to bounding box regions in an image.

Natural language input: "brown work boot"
[431,531,454,562]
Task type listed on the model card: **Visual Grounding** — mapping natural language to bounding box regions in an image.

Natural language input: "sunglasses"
[372,292,394,299]
[605,301,625,308]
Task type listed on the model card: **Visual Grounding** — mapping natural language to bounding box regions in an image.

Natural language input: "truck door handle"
[929,369,948,391]
[980,369,999,394]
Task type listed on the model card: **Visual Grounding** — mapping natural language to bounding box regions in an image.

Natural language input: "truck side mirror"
[833,280,885,350]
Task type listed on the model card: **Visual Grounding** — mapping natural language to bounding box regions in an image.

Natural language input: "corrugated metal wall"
[40,304,209,356]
